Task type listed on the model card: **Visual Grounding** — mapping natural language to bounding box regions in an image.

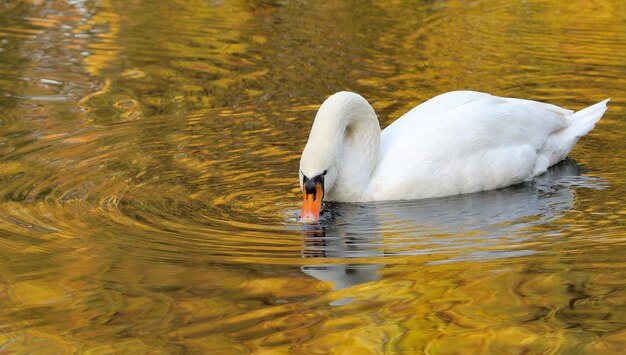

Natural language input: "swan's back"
[363,91,608,201]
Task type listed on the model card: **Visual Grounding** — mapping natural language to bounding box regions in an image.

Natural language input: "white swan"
[299,91,609,221]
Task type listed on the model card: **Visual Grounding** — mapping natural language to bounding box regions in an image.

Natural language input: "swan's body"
[299,91,608,219]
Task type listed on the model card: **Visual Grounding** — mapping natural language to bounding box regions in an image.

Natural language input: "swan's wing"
[385,91,572,129]
[366,94,570,201]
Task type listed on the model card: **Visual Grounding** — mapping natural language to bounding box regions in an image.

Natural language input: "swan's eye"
[323,170,328,176]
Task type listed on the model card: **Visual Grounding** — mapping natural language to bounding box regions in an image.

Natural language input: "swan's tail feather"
[533,98,609,176]
[568,98,610,138]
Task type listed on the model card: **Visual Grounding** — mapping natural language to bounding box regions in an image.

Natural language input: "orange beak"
[300,182,324,222]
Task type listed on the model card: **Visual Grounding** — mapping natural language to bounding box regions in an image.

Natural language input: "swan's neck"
[300,92,381,202]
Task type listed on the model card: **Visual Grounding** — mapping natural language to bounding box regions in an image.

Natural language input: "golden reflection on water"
[1,0,626,353]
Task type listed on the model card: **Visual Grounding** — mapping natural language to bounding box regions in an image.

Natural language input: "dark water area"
[1,0,625,352]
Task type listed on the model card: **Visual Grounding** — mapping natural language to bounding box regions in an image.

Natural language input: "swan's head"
[299,170,325,222]
[298,91,379,222]
[299,156,338,222]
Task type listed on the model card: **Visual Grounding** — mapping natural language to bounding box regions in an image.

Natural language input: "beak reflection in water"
[300,173,324,222]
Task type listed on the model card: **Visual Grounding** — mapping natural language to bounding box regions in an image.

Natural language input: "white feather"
[299,91,609,202]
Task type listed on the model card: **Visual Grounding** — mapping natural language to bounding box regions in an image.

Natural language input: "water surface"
[1,0,625,353]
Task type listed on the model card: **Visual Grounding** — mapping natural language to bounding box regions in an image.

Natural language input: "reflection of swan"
[299,91,608,220]
[301,219,383,305]
[300,159,604,292]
